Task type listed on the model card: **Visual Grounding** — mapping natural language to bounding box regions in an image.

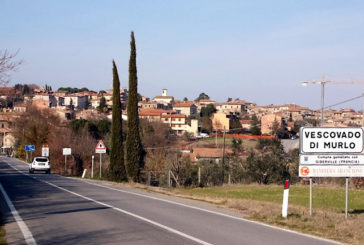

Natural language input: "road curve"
[0,157,340,245]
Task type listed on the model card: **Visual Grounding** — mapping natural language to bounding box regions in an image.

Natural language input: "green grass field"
[177,184,364,213]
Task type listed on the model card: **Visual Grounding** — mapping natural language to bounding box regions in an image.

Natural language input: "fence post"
[148,171,151,186]
[168,170,171,187]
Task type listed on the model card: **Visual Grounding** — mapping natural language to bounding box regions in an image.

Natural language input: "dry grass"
[138,185,364,245]
[192,137,258,150]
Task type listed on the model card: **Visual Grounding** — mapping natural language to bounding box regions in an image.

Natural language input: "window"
[178,118,181,121]
[1,123,3,128]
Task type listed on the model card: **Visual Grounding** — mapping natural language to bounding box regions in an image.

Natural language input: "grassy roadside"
[0,213,6,245]
[137,184,364,244]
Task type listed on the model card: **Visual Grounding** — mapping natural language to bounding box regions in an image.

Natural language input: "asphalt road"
[0,157,340,245]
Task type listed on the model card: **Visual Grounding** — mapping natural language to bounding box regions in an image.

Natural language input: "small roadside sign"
[42,147,49,157]
[63,148,71,155]
[25,145,35,152]
[299,154,364,165]
[95,140,106,154]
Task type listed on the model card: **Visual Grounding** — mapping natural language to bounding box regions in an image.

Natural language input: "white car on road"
[29,157,51,174]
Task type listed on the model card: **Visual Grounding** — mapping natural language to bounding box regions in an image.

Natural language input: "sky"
[1,0,364,110]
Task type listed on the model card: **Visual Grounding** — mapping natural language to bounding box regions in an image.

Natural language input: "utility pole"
[362,93,364,127]
[221,127,226,184]
[301,75,328,127]
[321,76,325,127]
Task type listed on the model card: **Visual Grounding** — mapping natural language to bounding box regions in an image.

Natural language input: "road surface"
[0,157,340,245]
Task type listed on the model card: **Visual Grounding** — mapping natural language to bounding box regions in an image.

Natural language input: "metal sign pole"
[91,155,94,178]
[309,177,313,216]
[345,177,349,219]
[99,153,102,179]
[65,155,67,174]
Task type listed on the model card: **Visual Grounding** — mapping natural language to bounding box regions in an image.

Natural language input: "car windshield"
[35,158,48,162]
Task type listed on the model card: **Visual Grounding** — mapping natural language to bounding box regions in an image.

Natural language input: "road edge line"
[3,161,212,245]
[81,180,342,245]
[41,180,213,245]
[6,158,342,245]
[0,183,37,245]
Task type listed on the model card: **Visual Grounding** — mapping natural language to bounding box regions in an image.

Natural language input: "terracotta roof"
[154,96,173,99]
[0,87,15,94]
[287,121,294,127]
[14,103,26,107]
[139,109,173,117]
[225,100,252,105]
[173,102,195,107]
[77,91,98,96]
[161,113,186,118]
[198,99,215,103]
[139,101,158,104]
[240,120,252,124]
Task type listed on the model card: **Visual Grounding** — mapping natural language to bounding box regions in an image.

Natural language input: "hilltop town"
[1,84,362,153]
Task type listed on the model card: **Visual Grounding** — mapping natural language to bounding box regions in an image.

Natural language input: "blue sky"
[1,0,364,110]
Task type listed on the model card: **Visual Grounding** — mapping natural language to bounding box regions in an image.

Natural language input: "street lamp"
[301,75,331,127]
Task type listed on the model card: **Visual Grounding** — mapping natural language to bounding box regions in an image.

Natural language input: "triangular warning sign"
[95,140,106,150]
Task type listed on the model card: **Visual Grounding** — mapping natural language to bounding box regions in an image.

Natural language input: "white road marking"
[83,181,341,244]
[0,183,37,245]
[42,180,213,245]
[5,159,341,245]
[4,161,212,245]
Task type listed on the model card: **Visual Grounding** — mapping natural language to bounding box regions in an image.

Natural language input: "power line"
[324,94,364,110]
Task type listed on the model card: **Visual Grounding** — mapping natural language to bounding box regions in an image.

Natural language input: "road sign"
[95,140,106,154]
[63,148,71,155]
[300,127,364,154]
[42,147,49,157]
[299,165,364,177]
[300,154,364,165]
[25,145,35,152]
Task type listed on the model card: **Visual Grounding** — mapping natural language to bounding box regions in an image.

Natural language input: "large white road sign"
[300,127,364,154]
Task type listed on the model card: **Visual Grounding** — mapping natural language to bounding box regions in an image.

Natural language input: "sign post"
[346,178,349,218]
[63,148,72,174]
[25,145,35,163]
[95,140,106,179]
[299,127,364,218]
[100,153,102,178]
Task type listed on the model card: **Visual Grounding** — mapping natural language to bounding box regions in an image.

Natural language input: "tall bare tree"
[0,49,23,86]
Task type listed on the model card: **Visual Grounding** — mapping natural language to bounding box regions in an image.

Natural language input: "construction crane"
[301,75,364,126]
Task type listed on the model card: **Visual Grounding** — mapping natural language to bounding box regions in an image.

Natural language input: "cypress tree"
[125,31,145,182]
[109,60,127,181]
